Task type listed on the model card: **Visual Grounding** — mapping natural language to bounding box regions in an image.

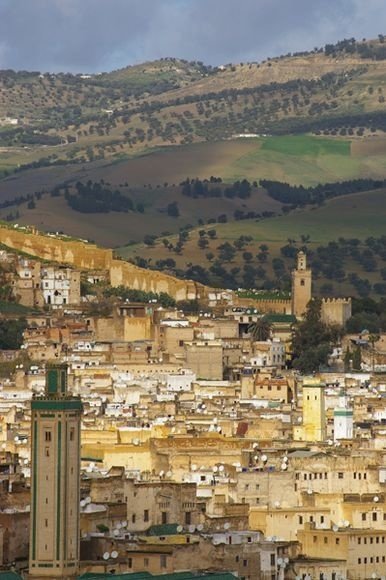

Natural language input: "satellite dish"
[191,464,197,471]
[14,436,19,442]
[277,557,283,566]
[176,525,183,533]
[283,456,288,463]
[197,524,204,531]
[24,458,28,465]
[332,525,339,532]
[252,442,258,449]
[111,550,118,559]
[261,454,268,463]
[281,463,288,471]
[80,500,86,508]
[85,496,91,504]
[213,466,218,473]
[224,522,231,530]
[103,552,110,560]
[122,520,128,527]
[159,470,165,477]
[374,496,380,502]
[166,471,172,478]
[274,501,281,508]
[188,525,196,533]
[284,557,289,564]
[113,529,120,537]
[219,465,225,472]
[344,520,350,527]
[307,489,313,495]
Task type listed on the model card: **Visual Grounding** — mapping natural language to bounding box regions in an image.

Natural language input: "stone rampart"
[235,297,292,314]
[0,226,210,301]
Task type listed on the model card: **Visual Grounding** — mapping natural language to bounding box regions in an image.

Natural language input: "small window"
[336,538,340,545]
[144,558,149,568]
[132,514,136,524]
[338,472,344,479]
[70,428,75,441]
[243,560,248,567]
[324,537,328,544]
[45,447,50,457]
[362,513,367,521]
[270,554,275,566]
[299,516,303,525]
[160,555,167,569]
[45,431,52,442]
[128,558,132,569]
[373,512,377,522]
[144,509,149,522]
[300,279,305,286]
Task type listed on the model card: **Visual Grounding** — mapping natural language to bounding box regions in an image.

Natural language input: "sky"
[0,0,385,73]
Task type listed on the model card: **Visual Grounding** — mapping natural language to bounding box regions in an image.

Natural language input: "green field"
[214,188,386,243]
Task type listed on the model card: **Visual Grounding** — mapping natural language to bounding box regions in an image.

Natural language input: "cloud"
[0,0,385,72]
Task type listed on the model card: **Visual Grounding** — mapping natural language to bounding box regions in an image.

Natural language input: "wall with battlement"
[0,226,209,301]
[235,297,292,314]
[0,227,113,270]
[321,298,352,327]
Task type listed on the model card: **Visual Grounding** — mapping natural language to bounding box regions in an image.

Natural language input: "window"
[362,513,366,521]
[299,516,303,525]
[144,510,149,522]
[160,555,167,569]
[162,512,168,524]
[245,484,249,491]
[336,538,340,545]
[313,536,317,543]
[324,537,328,544]
[70,428,74,441]
[128,558,132,569]
[358,558,361,564]
[45,519,48,527]
[358,538,361,545]
[45,431,52,442]
[338,472,344,479]
[270,554,275,566]
[144,558,149,568]
[243,560,248,567]
[235,556,239,563]
[132,514,136,524]
[185,511,191,525]
[300,279,305,286]
[45,447,50,457]
[320,516,324,524]
[373,512,377,521]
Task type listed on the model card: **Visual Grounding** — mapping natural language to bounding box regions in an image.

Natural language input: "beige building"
[185,341,223,380]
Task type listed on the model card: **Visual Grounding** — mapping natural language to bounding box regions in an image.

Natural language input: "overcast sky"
[0,0,385,73]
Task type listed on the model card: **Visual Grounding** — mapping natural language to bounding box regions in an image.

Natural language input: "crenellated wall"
[0,226,209,301]
[235,297,292,314]
[321,298,352,327]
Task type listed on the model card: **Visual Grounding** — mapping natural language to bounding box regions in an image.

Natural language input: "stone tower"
[291,251,312,318]
[29,363,82,579]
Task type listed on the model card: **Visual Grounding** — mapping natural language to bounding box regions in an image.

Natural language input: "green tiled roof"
[0,573,23,580]
[147,524,180,536]
[264,314,296,323]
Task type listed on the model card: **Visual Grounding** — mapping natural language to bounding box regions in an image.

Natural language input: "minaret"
[296,378,326,442]
[29,363,82,579]
[291,251,312,318]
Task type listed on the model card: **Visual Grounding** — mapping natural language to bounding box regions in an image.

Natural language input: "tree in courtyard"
[248,317,272,342]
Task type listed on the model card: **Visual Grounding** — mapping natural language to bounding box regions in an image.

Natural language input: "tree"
[0,318,27,349]
[167,201,180,217]
[248,318,272,341]
[292,298,340,373]
[352,345,362,371]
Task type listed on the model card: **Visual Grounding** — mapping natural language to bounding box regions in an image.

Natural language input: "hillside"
[2,38,386,299]
[116,187,386,299]
[2,37,386,181]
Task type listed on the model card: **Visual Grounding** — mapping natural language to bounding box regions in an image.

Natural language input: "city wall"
[0,226,210,301]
